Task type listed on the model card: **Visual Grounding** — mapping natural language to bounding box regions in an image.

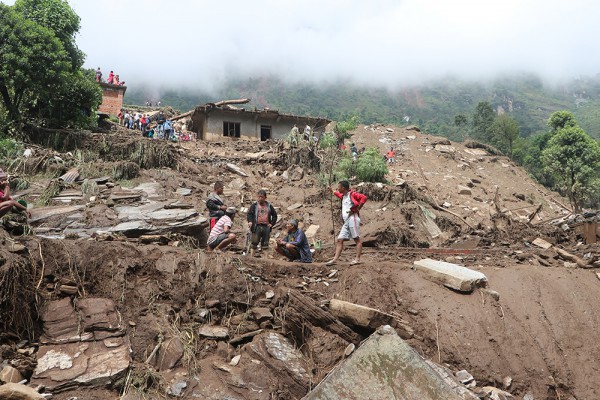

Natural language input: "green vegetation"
[541,114,600,211]
[0,0,101,133]
[336,148,388,183]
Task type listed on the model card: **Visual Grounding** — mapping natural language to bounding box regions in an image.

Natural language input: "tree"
[542,125,600,211]
[471,101,496,142]
[490,114,519,157]
[547,110,577,133]
[0,4,69,123]
[14,0,83,69]
[0,1,101,130]
[454,114,468,127]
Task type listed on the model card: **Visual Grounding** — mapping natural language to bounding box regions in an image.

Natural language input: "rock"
[59,285,78,295]
[523,393,535,400]
[287,203,303,210]
[228,178,246,190]
[482,386,514,399]
[287,166,304,181]
[457,185,472,195]
[344,343,355,356]
[156,336,184,371]
[167,380,187,397]
[40,298,82,343]
[413,258,488,292]
[386,128,394,133]
[406,135,417,140]
[198,325,229,339]
[265,291,275,299]
[442,202,452,208]
[304,326,465,400]
[32,339,131,391]
[251,307,273,321]
[225,163,248,177]
[0,383,44,399]
[532,238,553,249]
[503,376,512,389]
[76,298,122,332]
[406,125,420,132]
[249,332,310,397]
[281,170,289,180]
[436,145,456,154]
[304,224,320,239]
[175,187,192,196]
[455,369,474,384]
[0,365,24,383]
[481,288,500,301]
[8,243,27,253]
[229,355,241,366]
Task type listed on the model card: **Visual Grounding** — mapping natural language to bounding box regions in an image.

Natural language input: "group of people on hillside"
[204,180,367,265]
[95,68,125,86]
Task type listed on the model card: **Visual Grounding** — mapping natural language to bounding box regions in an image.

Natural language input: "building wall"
[202,110,323,141]
[98,85,126,116]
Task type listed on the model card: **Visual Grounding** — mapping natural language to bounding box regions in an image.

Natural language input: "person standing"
[206,181,228,230]
[386,147,396,163]
[247,190,278,257]
[207,207,237,252]
[95,67,102,82]
[275,219,312,263]
[326,180,367,265]
[107,70,114,84]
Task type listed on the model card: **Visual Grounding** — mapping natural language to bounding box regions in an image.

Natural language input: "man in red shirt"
[247,190,278,257]
[386,147,396,163]
[326,180,367,265]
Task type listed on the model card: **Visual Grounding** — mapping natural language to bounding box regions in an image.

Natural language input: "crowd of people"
[115,110,195,142]
[95,68,125,86]
[204,180,368,265]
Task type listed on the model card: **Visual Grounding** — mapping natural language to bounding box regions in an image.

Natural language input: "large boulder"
[304,326,465,400]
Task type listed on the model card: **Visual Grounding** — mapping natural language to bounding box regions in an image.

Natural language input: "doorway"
[260,125,271,141]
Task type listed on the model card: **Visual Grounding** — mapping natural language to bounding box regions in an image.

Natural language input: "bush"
[336,147,388,183]
[0,138,22,162]
[319,132,336,149]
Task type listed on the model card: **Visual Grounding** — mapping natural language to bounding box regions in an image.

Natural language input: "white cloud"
[3,0,600,88]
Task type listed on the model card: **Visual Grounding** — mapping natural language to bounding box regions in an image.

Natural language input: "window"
[223,122,240,138]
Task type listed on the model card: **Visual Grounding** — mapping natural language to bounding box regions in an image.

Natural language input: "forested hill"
[125,73,600,140]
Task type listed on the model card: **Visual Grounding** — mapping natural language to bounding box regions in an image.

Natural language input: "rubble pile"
[1,123,599,399]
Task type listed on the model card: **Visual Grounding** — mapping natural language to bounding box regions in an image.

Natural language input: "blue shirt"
[283,228,312,263]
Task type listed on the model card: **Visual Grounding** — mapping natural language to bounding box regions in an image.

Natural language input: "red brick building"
[98,83,127,116]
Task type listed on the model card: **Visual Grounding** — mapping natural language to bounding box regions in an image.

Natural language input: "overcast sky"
[4,0,600,90]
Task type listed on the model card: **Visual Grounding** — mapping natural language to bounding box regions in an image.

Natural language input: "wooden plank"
[286,290,362,344]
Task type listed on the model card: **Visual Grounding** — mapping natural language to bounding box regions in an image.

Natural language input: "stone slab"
[532,238,553,249]
[0,382,44,399]
[413,258,488,292]
[32,338,131,391]
[303,326,464,400]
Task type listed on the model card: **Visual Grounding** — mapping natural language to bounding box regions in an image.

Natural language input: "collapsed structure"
[171,99,330,141]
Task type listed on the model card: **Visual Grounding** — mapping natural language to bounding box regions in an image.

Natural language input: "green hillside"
[125,73,600,140]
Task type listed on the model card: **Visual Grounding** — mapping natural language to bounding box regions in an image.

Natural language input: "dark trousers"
[251,225,271,249]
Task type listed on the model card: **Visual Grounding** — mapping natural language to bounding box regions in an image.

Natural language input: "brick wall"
[98,83,127,116]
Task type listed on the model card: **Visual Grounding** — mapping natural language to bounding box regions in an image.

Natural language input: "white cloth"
[341,192,353,222]
[207,215,232,244]
[338,214,360,240]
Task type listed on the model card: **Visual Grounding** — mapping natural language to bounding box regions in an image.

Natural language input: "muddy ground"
[1,123,599,399]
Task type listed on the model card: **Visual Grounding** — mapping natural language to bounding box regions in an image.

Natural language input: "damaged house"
[172,99,330,141]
